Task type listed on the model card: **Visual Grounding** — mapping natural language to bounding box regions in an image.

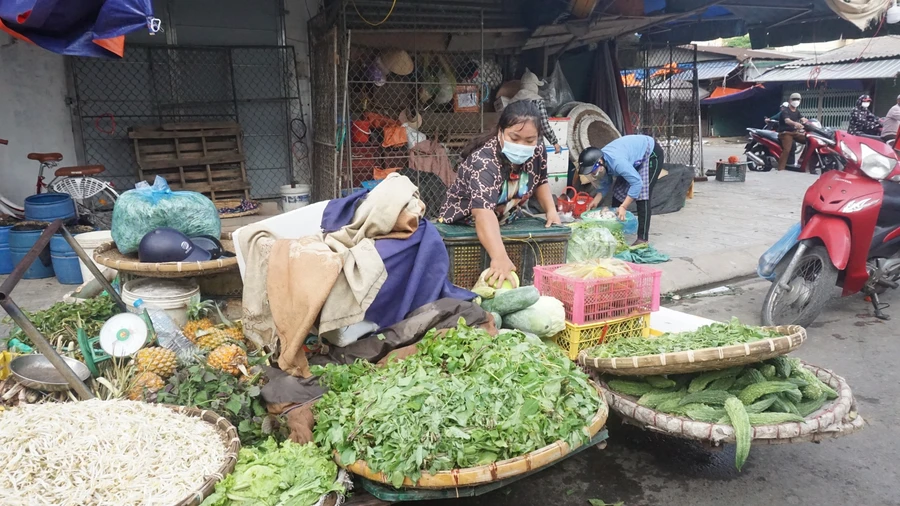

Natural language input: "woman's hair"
[459,100,541,160]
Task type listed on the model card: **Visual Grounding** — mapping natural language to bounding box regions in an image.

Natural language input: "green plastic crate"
[434,218,571,289]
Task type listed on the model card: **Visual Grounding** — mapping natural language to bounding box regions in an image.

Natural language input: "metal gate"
[309,2,500,216]
[70,45,307,198]
[623,45,701,174]
[782,85,859,130]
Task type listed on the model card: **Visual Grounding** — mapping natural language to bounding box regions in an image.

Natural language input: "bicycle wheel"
[76,187,117,230]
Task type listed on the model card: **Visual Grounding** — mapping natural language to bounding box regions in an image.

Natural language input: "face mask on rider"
[862,102,871,109]
[790,100,801,108]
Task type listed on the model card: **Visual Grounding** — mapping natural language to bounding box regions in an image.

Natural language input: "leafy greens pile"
[3,295,119,347]
[201,438,344,506]
[313,322,601,487]
[589,318,780,358]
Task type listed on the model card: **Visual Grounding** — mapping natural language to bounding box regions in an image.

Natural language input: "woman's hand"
[588,193,603,210]
[616,205,628,221]
[487,256,517,288]
[545,208,562,228]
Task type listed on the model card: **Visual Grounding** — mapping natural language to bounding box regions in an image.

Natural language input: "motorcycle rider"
[848,94,882,136]
[766,102,789,125]
[881,94,900,141]
[777,93,809,172]
[767,102,795,165]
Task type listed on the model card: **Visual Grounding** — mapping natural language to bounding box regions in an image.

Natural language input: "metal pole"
[60,226,126,311]
[0,298,94,399]
[0,220,94,400]
[480,8,485,132]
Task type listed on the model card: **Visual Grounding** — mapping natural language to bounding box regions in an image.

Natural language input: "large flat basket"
[335,381,609,489]
[578,325,806,376]
[93,232,237,278]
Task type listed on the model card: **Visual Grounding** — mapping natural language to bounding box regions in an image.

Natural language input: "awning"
[621,73,642,87]
[691,60,740,81]
[752,59,900,82]
[701,84,767,105]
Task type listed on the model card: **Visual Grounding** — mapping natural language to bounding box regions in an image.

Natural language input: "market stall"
[0,168,866,506]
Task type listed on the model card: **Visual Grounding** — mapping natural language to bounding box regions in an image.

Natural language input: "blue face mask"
[501,138,536,165]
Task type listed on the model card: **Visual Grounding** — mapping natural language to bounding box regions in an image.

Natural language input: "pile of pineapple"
[128,300,251,400]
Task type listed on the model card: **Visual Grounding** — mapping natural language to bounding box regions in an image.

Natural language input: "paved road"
[415,280,898,506]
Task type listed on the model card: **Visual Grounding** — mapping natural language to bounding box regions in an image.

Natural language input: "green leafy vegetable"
[313,321,601,486]
[588,318,780,359]
[2,295,119,352]
[201,438,344,506]
[152,357,288,445]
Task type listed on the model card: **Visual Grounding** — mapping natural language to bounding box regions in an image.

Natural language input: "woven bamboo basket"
[601,362,862,446]
[336,381,609,489]
[216,199,260,219]
[168,406,241,506]
[93,233,237,278]
[578,325,806,376]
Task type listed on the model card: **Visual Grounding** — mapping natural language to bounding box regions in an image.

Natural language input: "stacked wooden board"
[129,121,251,202]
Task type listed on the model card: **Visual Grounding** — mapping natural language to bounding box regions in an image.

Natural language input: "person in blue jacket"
[577,134,664,245]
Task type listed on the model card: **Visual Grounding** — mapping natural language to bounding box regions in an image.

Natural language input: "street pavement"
[651,141,813,293]
[416,279,898,506]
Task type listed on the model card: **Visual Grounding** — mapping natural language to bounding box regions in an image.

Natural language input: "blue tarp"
[321,189,476,331]
[0,0,153,58]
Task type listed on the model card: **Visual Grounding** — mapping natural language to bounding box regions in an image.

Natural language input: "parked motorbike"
[760,129,900,327]
[744,119,842,174]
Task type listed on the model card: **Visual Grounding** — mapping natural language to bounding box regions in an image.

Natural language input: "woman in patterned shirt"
[439,100,561,288]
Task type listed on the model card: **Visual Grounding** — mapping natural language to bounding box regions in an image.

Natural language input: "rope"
[350,0,397,26]
[94,113,116,135]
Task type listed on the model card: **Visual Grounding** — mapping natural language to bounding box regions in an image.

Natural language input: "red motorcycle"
[761,128,900,326]
[744,119,842,174]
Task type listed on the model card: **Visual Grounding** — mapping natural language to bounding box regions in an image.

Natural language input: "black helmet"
[139,227,211,263]
[578,147,604,174]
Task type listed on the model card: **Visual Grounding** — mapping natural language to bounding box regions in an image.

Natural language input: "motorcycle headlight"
[840,141,859,163]
[859,143,895,180]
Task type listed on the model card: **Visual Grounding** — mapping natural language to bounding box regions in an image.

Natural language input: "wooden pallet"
[129,122,251,202]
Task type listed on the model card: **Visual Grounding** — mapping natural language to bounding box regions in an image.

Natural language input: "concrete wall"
[0,37,76,206]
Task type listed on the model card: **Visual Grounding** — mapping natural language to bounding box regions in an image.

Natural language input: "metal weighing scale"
[76,313,150,377]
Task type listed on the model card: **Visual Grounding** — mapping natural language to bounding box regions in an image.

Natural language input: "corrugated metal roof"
[751,59,900,83]
[784,36,900,67]
[669,60,739,81]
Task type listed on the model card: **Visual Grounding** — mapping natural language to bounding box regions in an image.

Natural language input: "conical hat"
[379,49,414,76]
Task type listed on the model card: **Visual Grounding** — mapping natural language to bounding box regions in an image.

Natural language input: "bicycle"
[0,138,118,229]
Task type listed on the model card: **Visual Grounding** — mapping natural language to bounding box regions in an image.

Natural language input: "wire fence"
[70,45,307,199]
[623,45,701,174]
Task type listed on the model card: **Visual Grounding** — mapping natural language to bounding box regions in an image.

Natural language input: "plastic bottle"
[133,299,197,362]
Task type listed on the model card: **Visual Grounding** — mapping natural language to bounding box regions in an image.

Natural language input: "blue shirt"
[595,135,654,200]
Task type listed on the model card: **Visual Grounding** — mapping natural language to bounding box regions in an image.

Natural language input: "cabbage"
[566,221,618,262]
[502,296,565,338]
[200,438,344,506]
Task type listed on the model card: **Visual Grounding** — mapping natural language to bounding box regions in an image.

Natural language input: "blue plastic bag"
[757,223,801,281]
[111,176,221,254]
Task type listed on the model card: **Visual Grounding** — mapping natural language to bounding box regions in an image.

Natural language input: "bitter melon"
[645,376,677,389]
[770,395,800,416]
[708,376,737,392]
[608,379,654,397]
[688,367,742,393]
[758,364,777,380]
[797,392,828,417]
[637,389,687,409]
[677,390,734,407]
[725,397,751,471]
[684,404,727,423]
[737,381,800,405]
[744,397,778,414]
[771,356,793,379]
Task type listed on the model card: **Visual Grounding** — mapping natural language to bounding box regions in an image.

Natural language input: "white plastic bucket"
[121,278,200,328]
[75,231,114,283]
[281,184,311,212]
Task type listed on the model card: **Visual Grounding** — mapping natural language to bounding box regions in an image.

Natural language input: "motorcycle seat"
[753,130,779,141]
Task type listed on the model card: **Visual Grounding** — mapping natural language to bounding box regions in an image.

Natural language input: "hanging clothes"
[409,139,456,188]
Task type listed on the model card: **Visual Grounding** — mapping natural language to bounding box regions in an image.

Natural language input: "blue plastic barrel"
[24,193,76,222]
[50,234,83,285]
[9,223,54,279]
[0,225,13,274]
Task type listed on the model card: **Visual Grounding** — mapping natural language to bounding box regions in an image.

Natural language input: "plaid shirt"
[534,100,558,146]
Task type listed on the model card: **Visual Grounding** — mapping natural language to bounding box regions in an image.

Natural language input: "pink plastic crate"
[533,263,662,325]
